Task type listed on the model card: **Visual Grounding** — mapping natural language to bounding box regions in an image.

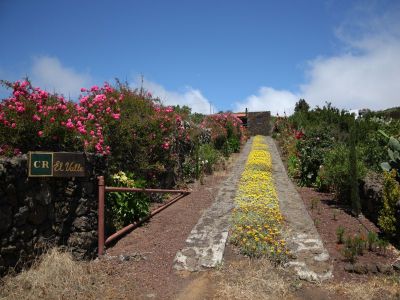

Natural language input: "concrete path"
[173,139,252,271]
[266,137,333,282]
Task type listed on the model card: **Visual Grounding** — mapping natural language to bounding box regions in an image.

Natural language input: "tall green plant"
[349,120,361,216]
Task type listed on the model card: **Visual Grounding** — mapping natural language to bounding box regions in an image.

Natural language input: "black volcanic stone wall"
[0,154,106,276]
[247,111,272,136]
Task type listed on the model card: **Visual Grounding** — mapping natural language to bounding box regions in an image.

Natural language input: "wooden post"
[98,176,105,256]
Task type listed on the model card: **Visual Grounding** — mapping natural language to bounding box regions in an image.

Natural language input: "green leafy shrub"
[107,171,150,229]
[199,143,223,174]
[378,170,400,237]
[376,238,390,255]
[227,136,241,153]
[287,154,300,179]
[342,236,358,263]
[336,226,345,244]
[367,231,378,251]
[318,143,366,203]
[296,129,333,186]
[352,234,366,256]
[359,130,388,172]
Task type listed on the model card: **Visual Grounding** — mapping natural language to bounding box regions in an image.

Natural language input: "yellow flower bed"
[230,135,288,262]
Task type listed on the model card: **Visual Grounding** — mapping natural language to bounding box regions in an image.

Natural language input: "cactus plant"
[379,130,400,174]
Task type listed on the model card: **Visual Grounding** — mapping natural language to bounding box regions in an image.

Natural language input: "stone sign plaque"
[28,152,86,177]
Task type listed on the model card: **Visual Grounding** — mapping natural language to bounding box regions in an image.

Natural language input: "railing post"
[98,176,105,256]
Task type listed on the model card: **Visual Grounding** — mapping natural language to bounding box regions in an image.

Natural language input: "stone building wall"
[0,154,105,276]
[247,111,272,136]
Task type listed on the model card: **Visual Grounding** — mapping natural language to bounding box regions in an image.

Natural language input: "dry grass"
[0,248,118,300]
[1,247,399,300]
[326,276,400,300]
[212,258,295,300]
[211,253,400,300]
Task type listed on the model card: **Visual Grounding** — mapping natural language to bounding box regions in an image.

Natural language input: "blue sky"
[1,0,399,114]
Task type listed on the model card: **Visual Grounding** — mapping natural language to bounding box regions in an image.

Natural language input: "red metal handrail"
[97,176,190,256]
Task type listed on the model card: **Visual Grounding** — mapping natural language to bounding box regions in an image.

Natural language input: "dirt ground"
[297,186,399,283]
[93,147,399,299]
[98,153,241,300]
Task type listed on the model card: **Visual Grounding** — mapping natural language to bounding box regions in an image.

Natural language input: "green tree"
[349,119,361,216]
[294,99,310,113]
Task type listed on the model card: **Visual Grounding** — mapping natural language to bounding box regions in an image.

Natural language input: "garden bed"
[297,186,399,282]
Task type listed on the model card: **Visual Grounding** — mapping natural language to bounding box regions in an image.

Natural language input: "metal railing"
[97,176,190,256]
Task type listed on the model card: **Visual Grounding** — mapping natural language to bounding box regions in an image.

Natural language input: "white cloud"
[300,37,400,111]
[234,87,298,116]
[133,78,215,114]
[236,6,400,115]
[31,56,92,98]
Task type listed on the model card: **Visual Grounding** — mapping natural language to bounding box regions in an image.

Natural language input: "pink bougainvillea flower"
[161,142,170,150]
[90,85,99,92]
[38,131,43,137]
[80,96,89,104]
[95,142,103,152]
[20,81,29,88]
[66,119,74,129]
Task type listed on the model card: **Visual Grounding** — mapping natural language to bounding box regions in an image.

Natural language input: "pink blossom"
[80,88,87,92]
[94,94,106,103]
[162,142,170,150]
[77,126,87,134]
[20,81,29,88]
[32,114,41,122]
[11,123,16,128]
[38,131,43,137]
[66,119,74,129]
[95,143,103,152]
[111,113,120,120]
[90,85,99,92]
[80,96,89,104]
[16,106,25,113]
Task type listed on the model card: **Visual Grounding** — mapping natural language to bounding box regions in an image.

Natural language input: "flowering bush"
[201,112,246,155]
[104,84,195,187]
[0,79,121,155]
[0,79,245,189]
[230,136,288,263]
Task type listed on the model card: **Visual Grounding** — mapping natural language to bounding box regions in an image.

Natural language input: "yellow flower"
[230,135,287,261]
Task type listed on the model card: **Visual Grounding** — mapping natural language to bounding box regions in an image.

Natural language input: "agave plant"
[379,130,400,174]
